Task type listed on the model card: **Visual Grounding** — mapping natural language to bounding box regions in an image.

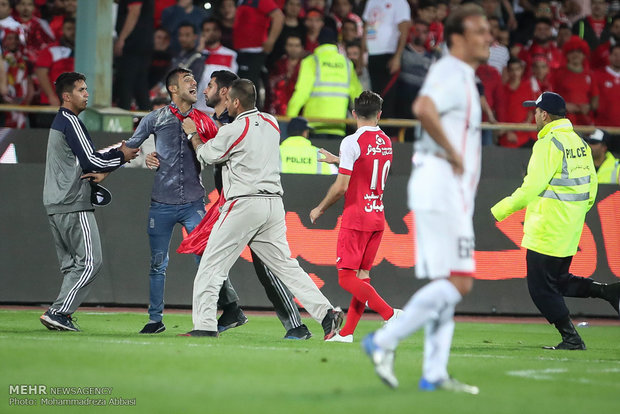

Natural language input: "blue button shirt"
[126,104,204,204]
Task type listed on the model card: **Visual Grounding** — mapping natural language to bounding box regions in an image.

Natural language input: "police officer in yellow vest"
[491,92,620,350]
[286,27,362,139]
[280,117,337,175]
[585,129,620,185]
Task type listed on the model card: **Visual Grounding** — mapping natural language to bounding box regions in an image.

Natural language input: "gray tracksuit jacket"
[43,107,124,215]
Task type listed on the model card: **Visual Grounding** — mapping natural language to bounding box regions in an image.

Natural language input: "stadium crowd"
[0,0,619,147]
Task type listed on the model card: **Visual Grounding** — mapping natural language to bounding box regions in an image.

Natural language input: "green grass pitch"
[1,309,619,414]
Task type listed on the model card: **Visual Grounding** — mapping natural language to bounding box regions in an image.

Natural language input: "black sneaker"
[178,330,219,337]
[543,340,587,350]
[284,324,312,340]
[217,308,248,333]
[321,307,344,340]
[40,310,79,332]
[139,321,166,334]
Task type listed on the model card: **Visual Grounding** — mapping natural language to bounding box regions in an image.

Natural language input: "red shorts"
[336,228,383,271]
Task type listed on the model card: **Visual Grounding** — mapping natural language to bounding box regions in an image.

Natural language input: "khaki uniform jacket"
[196,108,283,200]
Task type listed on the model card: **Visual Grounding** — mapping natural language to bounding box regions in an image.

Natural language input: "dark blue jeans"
[146,199,239,322]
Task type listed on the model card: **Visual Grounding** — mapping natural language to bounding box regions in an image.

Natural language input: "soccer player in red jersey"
[310,90,399,343]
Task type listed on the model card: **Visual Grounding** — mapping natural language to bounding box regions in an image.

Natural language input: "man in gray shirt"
[40,72,138,331]
[181,79,344,338]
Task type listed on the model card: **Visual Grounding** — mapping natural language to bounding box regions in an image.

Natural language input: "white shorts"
[409,154,476,279]
[414,209,475,279]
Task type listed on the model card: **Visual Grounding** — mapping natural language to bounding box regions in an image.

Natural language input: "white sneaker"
[419,377,479,395]
[326,333,353,343]
[385,309,403,325]
[362,332,398,388]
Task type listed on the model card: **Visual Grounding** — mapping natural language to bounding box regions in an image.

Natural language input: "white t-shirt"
[409,54,482,215]
[363,0,411,55]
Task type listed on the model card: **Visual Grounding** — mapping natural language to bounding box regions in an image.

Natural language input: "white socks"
[374,279,462,353]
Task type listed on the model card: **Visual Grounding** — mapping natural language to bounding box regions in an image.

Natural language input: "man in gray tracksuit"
[40,72,138,331]
[180,79,344,338]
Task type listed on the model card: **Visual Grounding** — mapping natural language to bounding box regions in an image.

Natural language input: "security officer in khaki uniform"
[491,92,620,350]
[584,129,620,185]
[286,27,362,139]
[280,117,337,175]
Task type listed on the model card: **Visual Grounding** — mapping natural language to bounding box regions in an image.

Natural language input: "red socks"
[338,269,393,336]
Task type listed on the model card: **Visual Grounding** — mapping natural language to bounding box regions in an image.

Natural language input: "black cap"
[522,92,566,116]
[287,117,311,135]
[318,27,338,45]
[90,183,112,207]
[584,128,608,145]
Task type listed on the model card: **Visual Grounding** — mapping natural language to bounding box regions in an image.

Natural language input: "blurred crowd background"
[0,0,618,146]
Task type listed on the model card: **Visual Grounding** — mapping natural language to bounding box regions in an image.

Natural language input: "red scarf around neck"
[169,104,219,143]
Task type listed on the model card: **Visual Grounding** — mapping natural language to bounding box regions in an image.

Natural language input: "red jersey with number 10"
[338,126,392,231]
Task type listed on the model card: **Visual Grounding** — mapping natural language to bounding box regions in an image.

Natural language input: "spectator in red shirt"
[267,33,304,115]
[593,44,620,127]
[591,15,620,70]
[34,17,75,107]
[557,23,573,49]
[2,30,33,128]
[15,0,55,64]
[497,57,537,148]
[418,0,443,53]
[233,0,284,97]
[268,0,305,69]
[519,18,564,71]
[214,0,236,50]
[48,0,75,41]
[530,54,552,93]
[330,0,363,39]
[304,8,324,53]
[572,0,613,52]
[476,63,502,125]
[550,36,599,125]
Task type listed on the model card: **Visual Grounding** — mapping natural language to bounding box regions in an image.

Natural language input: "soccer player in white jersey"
[310,91,399,343]
[362,4,492,393]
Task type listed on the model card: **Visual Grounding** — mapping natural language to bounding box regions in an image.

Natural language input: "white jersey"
[410,54,482,216]
[362,0,411,55]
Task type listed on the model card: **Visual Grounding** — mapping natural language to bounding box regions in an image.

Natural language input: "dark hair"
[354,90,383,119]
[413,18,430,27]
[155,26,171,36]
[63,16,76,25]
[444,3,485,48]
[548,113,563,121]
[55,72,86,101]
[165,67,193,97]
[201,17,222,31]
[610,43,620,54]
[229,78,256,109]
[507,56,524,66]
[284,33,304,44]
[341,18,357,28]
[558,22,571,30]
[211,69,239,89]
[345,39,362,50]
[177,21,196,33]
[419,0,437,10]
[534,17,553,27]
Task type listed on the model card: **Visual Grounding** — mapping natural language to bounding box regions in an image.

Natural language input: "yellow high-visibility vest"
[492,119,598,257]
[286,44,362,136]
[279,135,336,175]
[596,151,620,184]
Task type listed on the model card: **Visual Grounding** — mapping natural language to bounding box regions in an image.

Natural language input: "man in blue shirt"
[126,68,246,334]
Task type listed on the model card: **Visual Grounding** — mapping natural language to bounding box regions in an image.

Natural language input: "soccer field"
[1,309,619,414]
